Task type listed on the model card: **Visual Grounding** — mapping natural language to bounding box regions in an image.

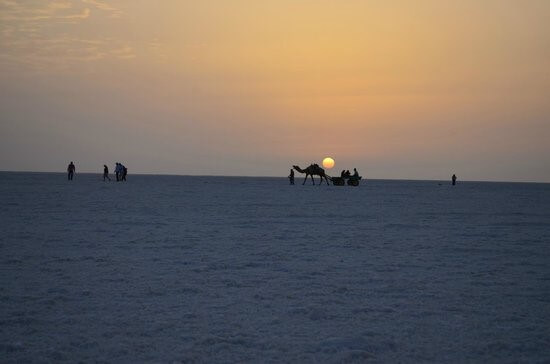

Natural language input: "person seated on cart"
[347,168,361,186]
[344,170,351,178]
[340,170,346,178]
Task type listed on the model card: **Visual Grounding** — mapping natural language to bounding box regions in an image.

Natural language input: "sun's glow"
[322,157,335,169]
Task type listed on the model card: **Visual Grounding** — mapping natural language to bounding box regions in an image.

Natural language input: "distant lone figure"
[452,174,457,186]
[67,161,75,181]
[103,165,111,181]
[289,169,295,185]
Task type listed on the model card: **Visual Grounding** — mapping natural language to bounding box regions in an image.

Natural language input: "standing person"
[67,161,75,180]
[103,165,111,181]
[121,165,127,181]
[115,163,120,181]
[452,174,457,186]
[289,169,295,185]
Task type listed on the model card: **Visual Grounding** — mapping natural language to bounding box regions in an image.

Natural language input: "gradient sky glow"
[1,0,549,181]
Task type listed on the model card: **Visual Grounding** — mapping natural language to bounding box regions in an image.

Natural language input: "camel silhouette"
[292,164,330,185]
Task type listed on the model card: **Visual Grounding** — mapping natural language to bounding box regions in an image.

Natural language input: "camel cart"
[330,176,362,186]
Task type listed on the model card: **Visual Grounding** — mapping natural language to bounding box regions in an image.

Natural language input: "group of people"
[113,163,128,181]
[340,168,360,179]
[102,163,128,181]
[67,162,128,181]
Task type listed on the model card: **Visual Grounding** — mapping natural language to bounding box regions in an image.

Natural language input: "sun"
[322,157,335,169]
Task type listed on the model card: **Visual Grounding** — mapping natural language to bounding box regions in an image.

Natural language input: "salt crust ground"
[1,172,549,363]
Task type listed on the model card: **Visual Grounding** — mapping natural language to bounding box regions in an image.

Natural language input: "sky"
[1,0,549,181]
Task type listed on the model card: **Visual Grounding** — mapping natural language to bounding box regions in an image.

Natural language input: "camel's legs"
[310,174,315,185]
[302,174,308,185]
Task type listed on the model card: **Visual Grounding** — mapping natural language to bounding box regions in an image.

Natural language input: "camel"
[292,164,330,185]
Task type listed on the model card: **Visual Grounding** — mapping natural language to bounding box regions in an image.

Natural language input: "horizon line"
[0,170,548,185]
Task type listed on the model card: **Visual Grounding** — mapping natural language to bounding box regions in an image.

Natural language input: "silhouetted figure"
[67,161,75,180]
[347,168,362,186]
[289,169,295,185]
[122,165,127,181]
[103,165,111,181]
[452,174,457,186]
[340,170,346,178]
[344,170,351,178]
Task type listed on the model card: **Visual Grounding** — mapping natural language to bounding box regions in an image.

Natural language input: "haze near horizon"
[1,0,549,182]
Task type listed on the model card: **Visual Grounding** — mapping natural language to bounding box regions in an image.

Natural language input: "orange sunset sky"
[1,0,549,181]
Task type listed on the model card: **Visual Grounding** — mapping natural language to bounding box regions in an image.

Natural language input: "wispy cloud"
[0,1,132,71]
[1,0,79,21]
[82,0,120,17]
[147,38,168,62]
[111,45,136,59]
[61,7,90,19]
[49,1,73,10]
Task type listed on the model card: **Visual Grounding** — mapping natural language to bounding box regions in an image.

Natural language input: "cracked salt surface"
[1,172,549,362]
